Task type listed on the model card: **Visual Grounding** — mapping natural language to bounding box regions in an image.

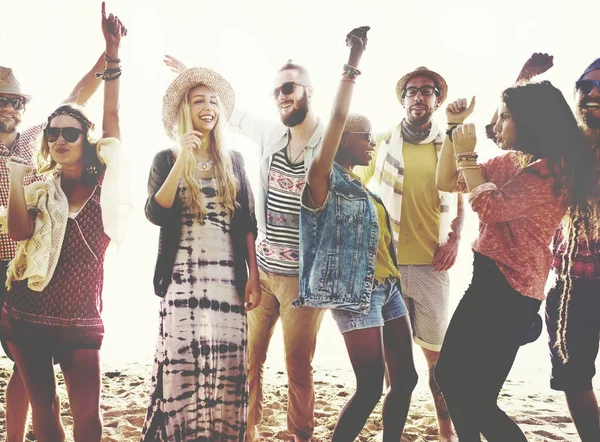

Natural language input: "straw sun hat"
[396,66,448,106]
[0,67,31,101]
[162,67,235,140]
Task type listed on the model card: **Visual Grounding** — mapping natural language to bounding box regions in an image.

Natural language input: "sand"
[0,316,595,441]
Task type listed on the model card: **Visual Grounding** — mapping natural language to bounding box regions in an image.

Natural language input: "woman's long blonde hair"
[176,86,239,221]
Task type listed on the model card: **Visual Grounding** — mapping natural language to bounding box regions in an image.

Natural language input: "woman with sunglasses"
[434,82,595,441]
[0,4,128,441]
[296,26,417,441]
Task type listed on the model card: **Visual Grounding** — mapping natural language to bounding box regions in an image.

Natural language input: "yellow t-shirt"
[372,196,401,283]
[396,141,441,264]
[347,169,399,282]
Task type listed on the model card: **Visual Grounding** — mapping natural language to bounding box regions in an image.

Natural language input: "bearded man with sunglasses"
[232,60,326,442]
[0,53,107,442]
[359,67,463,442]
[545,58,600,442]
[163,55,325,442]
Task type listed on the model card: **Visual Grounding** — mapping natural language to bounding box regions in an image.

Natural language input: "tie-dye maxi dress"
[141,177,247,441]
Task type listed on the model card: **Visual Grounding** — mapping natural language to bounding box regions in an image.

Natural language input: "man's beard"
[406,106,433,127]
[281,92,309,127]
[0,114,22,133]
[577,107,600,131]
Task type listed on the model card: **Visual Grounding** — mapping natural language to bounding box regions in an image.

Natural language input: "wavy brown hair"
[503,81,599,362]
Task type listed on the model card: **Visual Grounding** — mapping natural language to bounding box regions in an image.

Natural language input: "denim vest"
[294,163,397,313]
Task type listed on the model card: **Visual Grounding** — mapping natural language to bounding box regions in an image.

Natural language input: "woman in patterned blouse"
[434,82,595,442]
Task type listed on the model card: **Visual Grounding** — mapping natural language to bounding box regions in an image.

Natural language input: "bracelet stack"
[96,52,122,81]
[342,63,361,83]
[455,152,479,171]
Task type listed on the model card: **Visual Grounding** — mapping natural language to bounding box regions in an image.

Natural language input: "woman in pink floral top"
[433,82,594,442]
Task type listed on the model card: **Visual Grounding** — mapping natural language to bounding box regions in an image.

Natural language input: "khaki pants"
[247,268,324,440]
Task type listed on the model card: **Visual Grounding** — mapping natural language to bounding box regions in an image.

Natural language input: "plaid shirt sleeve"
[0,123,45,261]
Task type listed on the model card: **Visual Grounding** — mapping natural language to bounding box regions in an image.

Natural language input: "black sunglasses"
[45,127,84,143]
[0,96,25,111]
[576,79,600,95]
[272,82,306,99]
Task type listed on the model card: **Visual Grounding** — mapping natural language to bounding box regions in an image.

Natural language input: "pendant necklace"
[197,159,213,171]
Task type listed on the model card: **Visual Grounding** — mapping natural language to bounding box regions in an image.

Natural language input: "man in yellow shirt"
[360,67,463,442]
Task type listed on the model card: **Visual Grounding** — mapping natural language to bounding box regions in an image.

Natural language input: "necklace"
[287,143,305,164]
[196,159,213,171]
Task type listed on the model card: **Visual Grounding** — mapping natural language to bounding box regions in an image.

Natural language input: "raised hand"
[446,97,476,124]
[101,1,127,48]
[164,55,188,74]
[517,52,553,81]
[452,123,477,154]
[346,26,370,53]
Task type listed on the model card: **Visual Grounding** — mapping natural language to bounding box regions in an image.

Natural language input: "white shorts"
[399,265,450,351]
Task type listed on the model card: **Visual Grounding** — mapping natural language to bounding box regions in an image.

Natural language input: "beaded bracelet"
[455,159,478,164]
[454,152,478,162]
[343,63,361,79]
[96,67,122,80]
[457,164,480,171]
[105,71,122,82]
[104,53,121,63]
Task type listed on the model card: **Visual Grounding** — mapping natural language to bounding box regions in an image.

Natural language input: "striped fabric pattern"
[257,150,304,275]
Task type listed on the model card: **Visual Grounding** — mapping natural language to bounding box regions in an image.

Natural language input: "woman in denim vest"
[296,26,418,442]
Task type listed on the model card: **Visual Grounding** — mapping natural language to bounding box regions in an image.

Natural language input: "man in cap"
[0,54,107,441]
[545,57,600,442]
[164,55,325,442]
[360,67,463,441]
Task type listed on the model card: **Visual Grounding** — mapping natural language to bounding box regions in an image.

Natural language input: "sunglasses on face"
[45,127,84,143]
[271,82,306,99]
[403,85,439,98]
[346,131,376,144]
[576,79,600,95]
[0,96,25,111]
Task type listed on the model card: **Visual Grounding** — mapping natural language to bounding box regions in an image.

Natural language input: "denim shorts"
[331,279,408,334]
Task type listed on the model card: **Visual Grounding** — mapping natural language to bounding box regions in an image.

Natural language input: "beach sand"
[0,312,594,442]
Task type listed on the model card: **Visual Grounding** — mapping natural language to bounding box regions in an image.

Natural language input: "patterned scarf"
[367,119,456,247]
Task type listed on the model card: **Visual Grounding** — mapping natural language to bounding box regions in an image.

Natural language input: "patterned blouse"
[456,152,567,300]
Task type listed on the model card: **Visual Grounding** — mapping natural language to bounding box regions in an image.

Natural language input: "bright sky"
[2,0,597,365]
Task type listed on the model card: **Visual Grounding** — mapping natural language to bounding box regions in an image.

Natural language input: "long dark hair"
[504,81,598,362]
[502,81,592,207]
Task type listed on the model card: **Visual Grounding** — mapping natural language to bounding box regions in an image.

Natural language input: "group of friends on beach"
[0,3,598,442]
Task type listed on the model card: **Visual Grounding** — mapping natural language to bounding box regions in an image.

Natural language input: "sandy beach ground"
[0,310,597,441]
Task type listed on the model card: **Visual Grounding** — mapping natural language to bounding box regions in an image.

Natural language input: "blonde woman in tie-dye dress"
[141,67,261,441]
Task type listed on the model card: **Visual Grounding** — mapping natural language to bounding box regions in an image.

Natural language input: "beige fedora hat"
[396,66,448,106]
[0,67,31,101]
[162,67,235,140]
